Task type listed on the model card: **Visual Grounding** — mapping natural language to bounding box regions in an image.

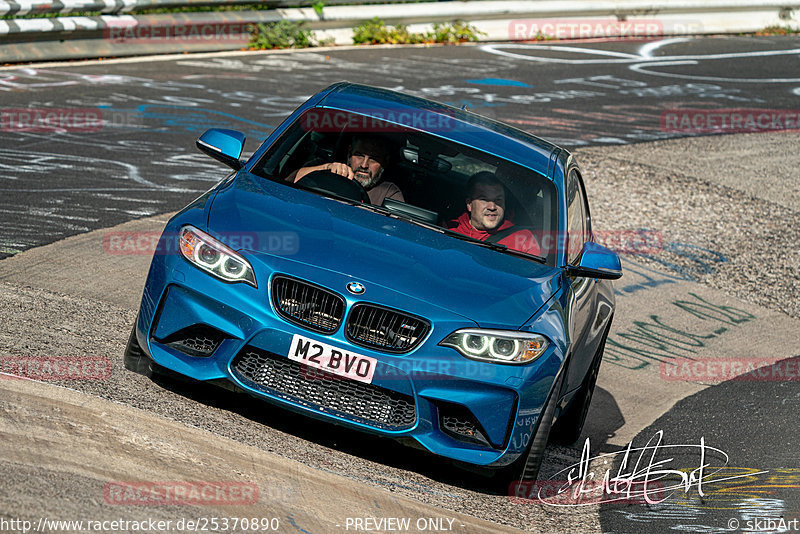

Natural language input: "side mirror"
[567,242,622,280]
[196,129,246,170]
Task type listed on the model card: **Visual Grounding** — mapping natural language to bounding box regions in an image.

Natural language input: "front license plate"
[288,334,377,384]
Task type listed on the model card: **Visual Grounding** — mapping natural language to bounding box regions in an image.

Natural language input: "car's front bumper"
[134,226,564,468]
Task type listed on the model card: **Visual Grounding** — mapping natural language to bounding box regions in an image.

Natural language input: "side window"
[566,169,589,265]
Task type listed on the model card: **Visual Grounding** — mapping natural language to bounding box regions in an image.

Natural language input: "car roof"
[317,82,560,178]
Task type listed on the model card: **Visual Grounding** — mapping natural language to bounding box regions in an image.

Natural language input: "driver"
[292,136,404,206]
[449,172,541,256]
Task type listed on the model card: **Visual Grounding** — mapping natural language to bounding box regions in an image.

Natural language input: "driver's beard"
[354,167,383,189]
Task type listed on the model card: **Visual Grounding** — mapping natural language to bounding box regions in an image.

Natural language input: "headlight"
[439,329,548,364]
[179,226,257,287]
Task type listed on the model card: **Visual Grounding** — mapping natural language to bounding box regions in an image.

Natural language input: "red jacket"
[448,213,541,256]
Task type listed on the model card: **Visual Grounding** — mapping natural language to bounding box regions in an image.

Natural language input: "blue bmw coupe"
[125,82,621,483]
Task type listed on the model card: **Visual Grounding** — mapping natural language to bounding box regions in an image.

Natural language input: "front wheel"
[497,370,565,488]
[551,323,611,444]
[123,324,152,377]
[123,324,191,383]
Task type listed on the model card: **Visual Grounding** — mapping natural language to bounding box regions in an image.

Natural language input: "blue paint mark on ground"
[443,99,506,110]
[97,104,274,140]
[286,514,311,533]
[615,260,681,296]
[466,78,532,88]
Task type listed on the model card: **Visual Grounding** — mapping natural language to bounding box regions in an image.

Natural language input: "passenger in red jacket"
[449,172,541,256]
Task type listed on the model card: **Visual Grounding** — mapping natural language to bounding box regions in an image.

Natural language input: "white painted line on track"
[639,37,692,58]
[481,41,800,83]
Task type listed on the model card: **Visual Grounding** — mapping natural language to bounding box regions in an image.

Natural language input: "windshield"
[251,108,558,265]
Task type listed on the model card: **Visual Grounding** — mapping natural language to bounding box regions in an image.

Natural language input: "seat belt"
[485,226,519,244]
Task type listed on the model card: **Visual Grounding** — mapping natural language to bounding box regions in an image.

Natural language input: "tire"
[498,370,565,487]
[123,323,192,383]
[123,323,153,377]
[551,323,611,444]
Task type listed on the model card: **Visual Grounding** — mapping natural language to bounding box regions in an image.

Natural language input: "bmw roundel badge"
[346,281,365,295]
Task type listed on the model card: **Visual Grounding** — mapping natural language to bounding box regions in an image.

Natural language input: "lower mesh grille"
[231,347,416,430]
[159,325,226,357]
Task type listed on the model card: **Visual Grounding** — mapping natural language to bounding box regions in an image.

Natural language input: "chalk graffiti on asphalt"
[389,78,759,145]
[615,260,682,296]
[633,241,727,281]
[109,104,276,139]
[0,69,208,92]
[609,467,799,533]
[614,240,727,296]
[480,41,800,84]
[176,53,511,83]
[604,292,755,371]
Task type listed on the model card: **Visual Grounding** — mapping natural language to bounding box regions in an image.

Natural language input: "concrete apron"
[0,377,507,533]
[582,257,800,448]
[1,212,797,520]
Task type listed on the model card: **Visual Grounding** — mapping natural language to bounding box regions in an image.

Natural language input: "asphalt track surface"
[1,36,799,534]
[2,35,800,257]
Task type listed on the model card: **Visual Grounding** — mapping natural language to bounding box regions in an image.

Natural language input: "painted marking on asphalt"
[466,78,532,87]
[639,37,692,58]
[481,42,800,83]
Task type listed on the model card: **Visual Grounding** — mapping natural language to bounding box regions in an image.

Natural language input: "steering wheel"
[295,169,370,204]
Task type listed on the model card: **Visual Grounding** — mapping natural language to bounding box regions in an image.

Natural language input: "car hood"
[207,172,562,328]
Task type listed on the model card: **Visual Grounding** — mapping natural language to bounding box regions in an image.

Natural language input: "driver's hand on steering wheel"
[292,162,355,183]
[323,162,354,180]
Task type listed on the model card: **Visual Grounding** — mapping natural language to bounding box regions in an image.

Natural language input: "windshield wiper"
[356,203,448,233]
[357,202,547,264]
[443,229,547,264]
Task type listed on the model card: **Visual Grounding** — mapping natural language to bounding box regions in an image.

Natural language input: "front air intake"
[232,347,417,430]
[158,325,226,357]
[439,402,493,448]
